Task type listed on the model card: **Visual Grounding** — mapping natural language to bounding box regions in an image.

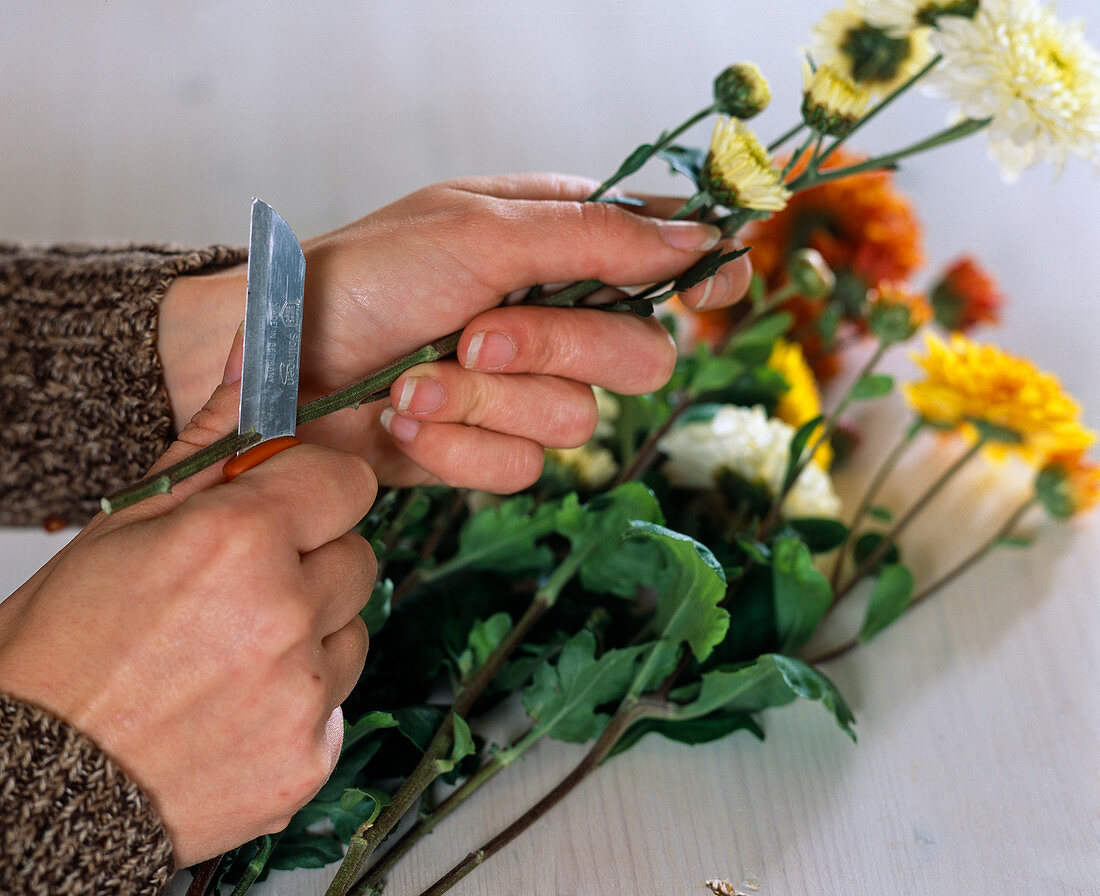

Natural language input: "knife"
[223,198,307,481]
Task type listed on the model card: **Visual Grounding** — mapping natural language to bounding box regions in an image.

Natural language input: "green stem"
[768,121,807,154]
[790,117,991,193]
[835,434,989,601]
[830,418,925,590]
[228,834,281,896]
[586,104,718,202]
[611,390,695,487]
[816,54,944,168]
[808,496,1038,665]
[326,590,556,896]
[411,698,652,896]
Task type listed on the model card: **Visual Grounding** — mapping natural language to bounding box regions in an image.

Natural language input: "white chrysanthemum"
[659,405,842,519]
[808,0,935,96]
[703,118,791,212]
[928,0,1100,180]
[546,445,618,490]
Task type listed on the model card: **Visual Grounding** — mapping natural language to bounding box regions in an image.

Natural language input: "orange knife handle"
[223,436,302,482]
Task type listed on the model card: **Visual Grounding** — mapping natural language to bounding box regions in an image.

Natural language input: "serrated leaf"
[850,373,895,401]
[606,141,657,183]
[453,612,513,686]
[673,654,855,740]
[772,535,834,653]
[442,495,557,576]
[859,563,915,641]
[628,521,729,667]
[522,630,649,743]
[555,483,666,598]
[268,830,344,871]
[670,246,751,295]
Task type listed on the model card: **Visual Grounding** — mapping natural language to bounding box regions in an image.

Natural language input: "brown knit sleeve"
[0,692,175,896]
[0,243,247,528]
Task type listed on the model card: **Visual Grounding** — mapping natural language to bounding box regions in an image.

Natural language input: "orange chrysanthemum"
[745,148,924,292]
[930,255,1004,332]
[904,332,1096,462]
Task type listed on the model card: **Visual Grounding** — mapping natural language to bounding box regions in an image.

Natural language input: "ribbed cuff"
[0,692,174,896]
[0,243,247,527]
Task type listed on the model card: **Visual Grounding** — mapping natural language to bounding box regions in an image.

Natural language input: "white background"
[2,3,1099,894]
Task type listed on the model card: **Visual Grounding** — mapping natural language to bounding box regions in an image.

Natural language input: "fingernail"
[465,331,516,370]
[694,270,729,310]
[397,376,445,415]
[659,221,722,252]
[380,407,421,442]
[221,320,245,384]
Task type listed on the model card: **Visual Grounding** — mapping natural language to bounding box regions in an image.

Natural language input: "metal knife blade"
[239,198,306,443]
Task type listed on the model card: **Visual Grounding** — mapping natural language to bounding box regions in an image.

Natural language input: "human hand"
[0,359,378,867]
[158,174,751,491]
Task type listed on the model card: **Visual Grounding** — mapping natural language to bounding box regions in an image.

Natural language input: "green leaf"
[268,830,343,871]
[772,535,834,653]
[603,141,657,185]
[726,311,793,366]
[868,504,895,522]
[439,495,556,577]
[997,534,1034,548]
[859,563,915,641]
[438,711,476,771]
[655,246,751,301]
[850,373,895,401]
[1035,463,1075,519]
[555,483,666,598]
[784,518,849,552]
[522,630,649,743]
[687,345,747,395]
[360,578,392,635]
[610,710,763,757]
[658,144,706,189]
[782,415,825,493]
[629,521,729,667]
[853,531,900,569]
[453,612,513,686]
[393,706,445,753]
[674,654,855,740]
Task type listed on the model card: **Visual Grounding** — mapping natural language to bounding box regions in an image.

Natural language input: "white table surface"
[2,2,1099,894]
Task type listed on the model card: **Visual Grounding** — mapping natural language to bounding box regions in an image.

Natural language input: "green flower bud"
[788,248,836,299]
[713,62,771,119]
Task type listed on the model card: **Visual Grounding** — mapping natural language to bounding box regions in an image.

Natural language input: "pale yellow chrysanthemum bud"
[713,62,771,119]
[800,59,871,137]
[787,247,836,298]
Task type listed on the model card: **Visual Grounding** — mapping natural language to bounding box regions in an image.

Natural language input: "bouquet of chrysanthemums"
[177,2,1100,894]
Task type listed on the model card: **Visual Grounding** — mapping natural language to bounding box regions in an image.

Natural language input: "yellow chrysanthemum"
[703,118,791,212]
[808,0,935,97]
[903,333,1096,461]
[801,60,872,136]
[768,338,834,469]
[928,0,1100,180]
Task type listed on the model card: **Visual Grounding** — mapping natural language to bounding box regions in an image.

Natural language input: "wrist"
[157,265,246,432]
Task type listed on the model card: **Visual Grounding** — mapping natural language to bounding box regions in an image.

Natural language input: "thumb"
[122,325,246,518]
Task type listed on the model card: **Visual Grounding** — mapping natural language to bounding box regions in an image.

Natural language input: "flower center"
[841,23,913,84]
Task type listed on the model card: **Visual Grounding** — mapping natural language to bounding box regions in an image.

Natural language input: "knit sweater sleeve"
[0,243,247,528]
[0,693,175,896]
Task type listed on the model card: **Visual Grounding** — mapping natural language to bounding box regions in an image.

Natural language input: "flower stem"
[835,434,988,601]
[768,121,807,153]
[326,591,556,896]
[816,54,944,168]
[586,104,718,202]
[830,418,925,590]
[791,117,991,192]
[808,496,1038,665]
[411,698,651,896]
[612,391,695,487]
